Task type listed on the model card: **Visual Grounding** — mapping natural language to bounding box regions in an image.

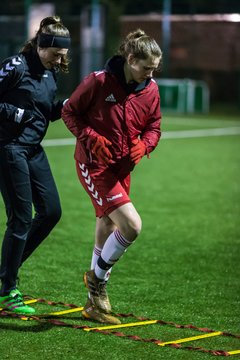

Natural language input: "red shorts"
[76,161,131,217]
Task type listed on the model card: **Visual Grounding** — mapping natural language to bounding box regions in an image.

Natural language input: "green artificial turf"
[0,114,239,359]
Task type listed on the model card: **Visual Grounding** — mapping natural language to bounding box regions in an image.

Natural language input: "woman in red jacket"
[62,29,162,324]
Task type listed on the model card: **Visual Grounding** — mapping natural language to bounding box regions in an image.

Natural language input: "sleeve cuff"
[14,108,24,123]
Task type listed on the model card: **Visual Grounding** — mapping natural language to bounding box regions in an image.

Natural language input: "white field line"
[162,126,240,139]
[164,118,240,127]
[42,138,76,147]
[42,127,240,147]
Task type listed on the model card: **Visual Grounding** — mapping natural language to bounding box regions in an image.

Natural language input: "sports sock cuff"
[93,246,102,256]
[114,230,132,248]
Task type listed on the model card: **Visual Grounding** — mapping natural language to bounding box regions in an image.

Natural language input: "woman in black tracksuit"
[0,16,71,314]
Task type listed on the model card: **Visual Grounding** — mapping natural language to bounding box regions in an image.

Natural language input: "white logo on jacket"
[105,93,116,102]
[0,56,22,82]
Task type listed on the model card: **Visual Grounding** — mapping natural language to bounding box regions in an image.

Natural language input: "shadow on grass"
[0,319,54,332]
[0,313,100,332]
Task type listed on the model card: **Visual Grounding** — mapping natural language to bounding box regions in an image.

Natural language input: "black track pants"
[0,143,61,294]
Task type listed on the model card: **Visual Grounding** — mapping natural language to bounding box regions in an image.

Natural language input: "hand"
[130,139,146,164]
[91,135,113,165]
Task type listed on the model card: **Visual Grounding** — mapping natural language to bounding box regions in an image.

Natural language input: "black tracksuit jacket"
[0,49,63,144]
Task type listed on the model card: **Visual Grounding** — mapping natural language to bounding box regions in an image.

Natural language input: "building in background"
[120,13,240,106]
[0,1,239,109]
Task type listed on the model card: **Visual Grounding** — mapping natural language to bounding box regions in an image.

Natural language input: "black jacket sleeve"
[0,55,25,123]
[50,99,65,122]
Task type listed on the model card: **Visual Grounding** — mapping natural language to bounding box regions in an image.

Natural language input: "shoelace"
[97,282,108,297]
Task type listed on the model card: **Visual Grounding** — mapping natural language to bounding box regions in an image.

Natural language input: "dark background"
[2,0,239,15]
[0,0,240,109]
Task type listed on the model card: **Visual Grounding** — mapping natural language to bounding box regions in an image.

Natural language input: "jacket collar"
[21,49,50,76]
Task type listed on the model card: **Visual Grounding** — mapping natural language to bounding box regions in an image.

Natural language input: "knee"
[131,217,142,239]
[120,216,142,242]
[40,202,62,225]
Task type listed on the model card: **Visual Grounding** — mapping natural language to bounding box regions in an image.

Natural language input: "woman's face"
[37,47,68,69]
[125,54,160,83]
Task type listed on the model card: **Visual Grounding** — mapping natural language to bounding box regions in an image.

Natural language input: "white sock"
[91,245,112,281]
[95,230,132,280]
[91,245,102,270]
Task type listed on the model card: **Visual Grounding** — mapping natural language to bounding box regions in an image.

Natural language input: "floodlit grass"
[0,113,239,359]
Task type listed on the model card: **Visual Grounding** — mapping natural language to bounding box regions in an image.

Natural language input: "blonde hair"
[118,29,162,62]
[21,16,70,73]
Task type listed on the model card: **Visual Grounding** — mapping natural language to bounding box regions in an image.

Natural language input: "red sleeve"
[61,72,99,149]
[141,84,161,154]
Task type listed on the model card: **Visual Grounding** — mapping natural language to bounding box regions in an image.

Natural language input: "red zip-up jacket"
[62,56,161,175]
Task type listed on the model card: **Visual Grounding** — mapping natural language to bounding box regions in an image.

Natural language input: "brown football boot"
[83,270,111,313]
[82,298,121,325]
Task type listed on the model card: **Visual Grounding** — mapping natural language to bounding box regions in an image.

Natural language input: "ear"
[127,53,136,65]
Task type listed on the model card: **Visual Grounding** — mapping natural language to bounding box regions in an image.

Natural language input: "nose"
[145,72,153,79]
[55,57,61,64]
[145,69,154,78]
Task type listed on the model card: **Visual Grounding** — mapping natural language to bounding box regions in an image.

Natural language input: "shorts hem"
[97,200,131,218]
